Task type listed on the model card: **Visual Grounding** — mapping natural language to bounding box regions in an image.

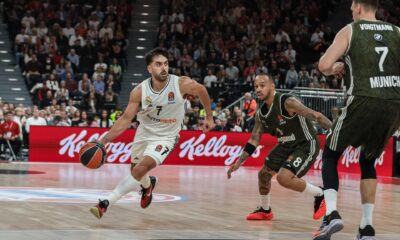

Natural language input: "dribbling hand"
[227,162,241,179]
[332,62,345,79]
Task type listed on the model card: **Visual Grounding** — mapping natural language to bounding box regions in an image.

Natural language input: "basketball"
[79,142,107,169]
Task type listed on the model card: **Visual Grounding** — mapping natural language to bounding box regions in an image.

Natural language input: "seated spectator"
[97,109,113,128]
[67,48,80,70]
[0,112,22,159]
[77,111,89,127]
[109,58,122,78]
[64,73,77,96]
[298,65,311,87]
[101,90,118,111]
[71,110,81,126]
[93,74,105,97]
[203,69,217,89]
[285,64,299,89]
[44,73,59,92]
[24,54,42,88]
[242,92,257,118]
[78,73,92,95]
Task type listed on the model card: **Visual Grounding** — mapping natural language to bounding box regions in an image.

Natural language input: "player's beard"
[260,90,272,102]
[154,71,168,82]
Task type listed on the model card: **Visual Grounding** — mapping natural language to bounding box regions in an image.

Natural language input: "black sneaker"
[313,210,344,240]
[139,176,158,208]
[313,192,326,220]
[89,199,109,219]
[355,225,375,240]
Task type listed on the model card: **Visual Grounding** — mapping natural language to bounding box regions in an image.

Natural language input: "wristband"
[243,142,256,155]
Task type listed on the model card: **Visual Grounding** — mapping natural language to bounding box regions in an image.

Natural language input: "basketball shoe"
[313,194,326,220]
[140,176,158,208]
[355,225,375,240]
[313,210,344,240]
[246,206,274,220]
[90,199,109,219]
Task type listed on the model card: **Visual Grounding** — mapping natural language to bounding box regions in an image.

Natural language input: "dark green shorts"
[326,96,400,159]
[264,139,319,177]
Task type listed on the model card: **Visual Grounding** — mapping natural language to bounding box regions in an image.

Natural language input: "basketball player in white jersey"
[89,48,215,219]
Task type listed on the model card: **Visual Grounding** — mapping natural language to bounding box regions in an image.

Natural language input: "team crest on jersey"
[155,144,163,152]
[277,115,286,125]
[374,33,383,41]
[168,91,175,103]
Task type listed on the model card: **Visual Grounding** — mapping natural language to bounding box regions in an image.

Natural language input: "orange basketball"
[79,142,107,169]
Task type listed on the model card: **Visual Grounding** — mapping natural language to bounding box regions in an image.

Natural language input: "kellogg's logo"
[179,133,263,165]
[313,146,385,170]
[59,130,263,165]
[59,130,132,163]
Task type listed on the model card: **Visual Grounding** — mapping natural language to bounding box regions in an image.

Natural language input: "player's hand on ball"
[203,116,215,133]
[332,61,345,78]
[227,162,241,179]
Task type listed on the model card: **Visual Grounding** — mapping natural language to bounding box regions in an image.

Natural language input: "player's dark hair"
[256,73,275,84]
[145,48,169,66]
[353,0,379,11]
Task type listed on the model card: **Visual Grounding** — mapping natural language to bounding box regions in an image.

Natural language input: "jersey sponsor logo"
[168,91,175,103]
[360,23,393,31]
[0,187,184,203]
[277,133,296,143]
[369,75,400,88]
[146,114,177,124]
[155,144,163,152]
[374,33,383,41]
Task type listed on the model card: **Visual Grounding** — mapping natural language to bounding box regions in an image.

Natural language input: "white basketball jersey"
[136,74,185,140]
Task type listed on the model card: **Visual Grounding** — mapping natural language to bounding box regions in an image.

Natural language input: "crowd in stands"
[157,0,344,132]
[158,0,344,99]
[3,0,131,114]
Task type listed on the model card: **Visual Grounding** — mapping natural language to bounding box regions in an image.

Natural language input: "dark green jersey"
[344,20,400,102]
[256,92,317,148]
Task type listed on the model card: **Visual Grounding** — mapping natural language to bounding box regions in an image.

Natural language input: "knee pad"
[282,160,296,175]
[360,153,377,180]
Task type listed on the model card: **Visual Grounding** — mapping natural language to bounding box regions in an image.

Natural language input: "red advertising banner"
[29,126,393,176]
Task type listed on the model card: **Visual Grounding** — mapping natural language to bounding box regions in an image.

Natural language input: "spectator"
[242,92,257,118]
[285,64,299,89]
[203,69,217,89]
[0,112,22,159]
[298,65,311,87]
[225,61,239,82]
[67,49,80,69]
[97,110,113,128]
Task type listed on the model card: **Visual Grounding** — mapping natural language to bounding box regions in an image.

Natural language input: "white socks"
[106,175,140,206]
[324,189,338,215]
[260,194,270,210]
[303,182,323,197]
[360,203,374,229]
[140,174,151,188]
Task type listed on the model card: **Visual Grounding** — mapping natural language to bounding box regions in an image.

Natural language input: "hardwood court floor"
[0,162,399,240]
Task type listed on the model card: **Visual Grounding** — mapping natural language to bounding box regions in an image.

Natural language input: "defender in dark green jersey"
[227,74,332,222]
[314,1,400,239]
